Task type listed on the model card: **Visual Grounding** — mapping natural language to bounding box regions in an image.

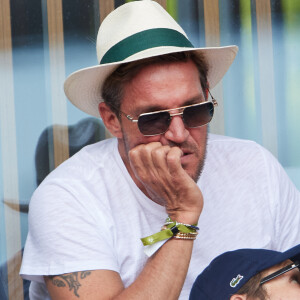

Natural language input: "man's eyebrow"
[184,95,206,105]
[135,95,205,115]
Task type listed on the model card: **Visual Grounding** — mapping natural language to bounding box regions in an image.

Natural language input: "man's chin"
[181,156,205,182]
[182,166,202,183]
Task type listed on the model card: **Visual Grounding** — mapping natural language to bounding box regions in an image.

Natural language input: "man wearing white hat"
[20,1,300,299]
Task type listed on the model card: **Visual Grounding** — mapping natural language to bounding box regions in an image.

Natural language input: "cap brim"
[258,244,300,273]
[279,244,300,264]
[64,45,238,117]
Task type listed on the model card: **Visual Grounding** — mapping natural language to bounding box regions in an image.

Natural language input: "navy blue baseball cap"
[189,244,300,300]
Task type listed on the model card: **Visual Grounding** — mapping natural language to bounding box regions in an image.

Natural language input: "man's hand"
[129,142,203,224]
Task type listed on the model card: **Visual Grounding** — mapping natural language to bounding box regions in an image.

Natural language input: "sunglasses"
[260,261,300,285]
[119,95,218,136]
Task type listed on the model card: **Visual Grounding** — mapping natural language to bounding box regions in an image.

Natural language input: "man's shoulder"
[207,133,258,146]
[206,134,270,168]
[41,137,118,183]
[68,136,116,162]
[31,137,121,209]
[77,137,117,162]
[207,133,263,154]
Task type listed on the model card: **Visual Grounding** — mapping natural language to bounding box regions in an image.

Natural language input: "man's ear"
[98,102,123,138]
[205,83,210,100]
[230,294,247,300]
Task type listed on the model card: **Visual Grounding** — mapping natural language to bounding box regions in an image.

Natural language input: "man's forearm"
[45,238,195,300]
[114,238,194,300]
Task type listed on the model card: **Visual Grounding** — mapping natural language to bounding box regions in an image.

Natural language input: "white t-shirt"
[20,134,300,299]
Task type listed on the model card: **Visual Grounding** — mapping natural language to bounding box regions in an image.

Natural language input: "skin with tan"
[263,260,300,300]
[230,260,300,300]
[44,60,208,299]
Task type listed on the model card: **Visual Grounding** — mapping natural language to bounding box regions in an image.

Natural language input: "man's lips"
[180,149,194,164]
[181,149,193,156]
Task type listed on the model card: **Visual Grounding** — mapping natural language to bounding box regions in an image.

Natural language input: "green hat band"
[100,28,194,64]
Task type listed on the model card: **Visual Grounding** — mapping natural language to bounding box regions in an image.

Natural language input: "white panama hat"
[64,0,238,118]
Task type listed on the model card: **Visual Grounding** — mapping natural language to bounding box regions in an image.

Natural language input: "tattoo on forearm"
[48,271,91,297]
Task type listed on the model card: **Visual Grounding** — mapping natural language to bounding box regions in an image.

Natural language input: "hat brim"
[257,244,300,274]
[64,45,238,118]
[276,244,300,265]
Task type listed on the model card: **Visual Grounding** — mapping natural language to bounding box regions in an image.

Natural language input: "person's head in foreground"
[189,244,300,300]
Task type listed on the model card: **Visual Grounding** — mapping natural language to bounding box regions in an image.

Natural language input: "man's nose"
[163,115,189,143]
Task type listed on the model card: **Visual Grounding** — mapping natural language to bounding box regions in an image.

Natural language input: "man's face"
[262,259,300,299]
[117,60,208,189]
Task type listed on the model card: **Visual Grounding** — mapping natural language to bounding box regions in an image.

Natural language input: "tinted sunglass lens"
[183,102,214,128]
[138,111,170,135]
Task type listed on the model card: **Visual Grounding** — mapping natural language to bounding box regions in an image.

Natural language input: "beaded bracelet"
[173,233,197,240]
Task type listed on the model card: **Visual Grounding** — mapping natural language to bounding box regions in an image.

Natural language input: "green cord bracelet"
[140,217,198,246]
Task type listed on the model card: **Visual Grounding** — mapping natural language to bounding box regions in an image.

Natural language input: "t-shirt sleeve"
[262,147,300,251]
[20,177,119,282]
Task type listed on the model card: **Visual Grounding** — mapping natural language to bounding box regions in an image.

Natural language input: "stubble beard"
[181,134,207,183]
[191,148,206,183]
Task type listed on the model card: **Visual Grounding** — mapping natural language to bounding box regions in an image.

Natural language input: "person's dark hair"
[234,272,268,300]
[101,51,209,117]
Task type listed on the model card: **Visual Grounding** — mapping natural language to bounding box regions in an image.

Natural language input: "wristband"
[140,216,198,246]
[164,217,200,231]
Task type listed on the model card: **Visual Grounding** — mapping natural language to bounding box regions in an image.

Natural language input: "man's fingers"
[129,142,162,181]
[151,145,171,172]
[166,147,184,176]
[129,142,162,166]
[130,143,187,182]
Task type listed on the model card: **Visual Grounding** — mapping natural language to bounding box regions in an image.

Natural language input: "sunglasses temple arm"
[207,89,218,107]
[260,261,300,285]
